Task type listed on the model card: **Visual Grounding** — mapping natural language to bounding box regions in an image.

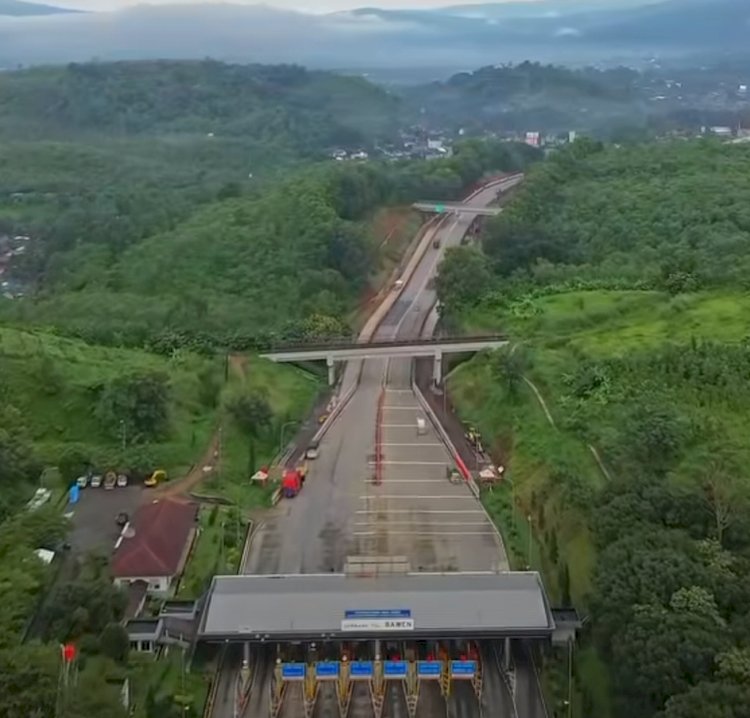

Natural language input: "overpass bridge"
[198,572,574,718]
[412,202,502,217]
[261,335,509,386]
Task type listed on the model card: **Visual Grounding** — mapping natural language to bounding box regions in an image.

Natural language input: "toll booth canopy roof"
[198,572,554,640]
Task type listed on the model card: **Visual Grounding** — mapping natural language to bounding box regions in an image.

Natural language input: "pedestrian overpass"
[260,335,509,385]
[412,202,502,216]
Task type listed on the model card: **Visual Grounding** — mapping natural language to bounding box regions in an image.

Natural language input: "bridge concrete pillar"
[504,637,511,671]
[326,355,336,386]
[432,350,443,387]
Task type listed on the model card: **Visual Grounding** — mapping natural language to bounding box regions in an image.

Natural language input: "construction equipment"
[144,469,167,487]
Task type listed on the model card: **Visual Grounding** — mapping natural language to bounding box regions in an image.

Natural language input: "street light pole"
[527,514,533,569]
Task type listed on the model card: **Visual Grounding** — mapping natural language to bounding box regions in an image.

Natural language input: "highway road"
[211,175,542,718]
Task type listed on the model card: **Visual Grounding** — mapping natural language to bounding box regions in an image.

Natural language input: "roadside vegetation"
[440,139,750,718]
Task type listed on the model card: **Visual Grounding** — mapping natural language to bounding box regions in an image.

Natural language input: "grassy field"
[0,326,321,504]
[450,286,750,718]
[0,325,218,473]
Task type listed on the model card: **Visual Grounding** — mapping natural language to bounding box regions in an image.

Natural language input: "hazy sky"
[58,0,549,12]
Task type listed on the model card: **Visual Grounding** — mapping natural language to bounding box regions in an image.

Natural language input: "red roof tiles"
[112,499,198,578]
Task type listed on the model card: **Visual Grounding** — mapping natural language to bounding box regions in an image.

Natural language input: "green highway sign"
[435,204,445,213]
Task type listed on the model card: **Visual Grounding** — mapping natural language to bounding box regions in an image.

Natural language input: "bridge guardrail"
[263,334,509,354]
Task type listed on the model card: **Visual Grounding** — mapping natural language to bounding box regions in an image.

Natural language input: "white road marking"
[356,509,484,515]
[382,424,420,428]
[353,530,496,537]
[360,479,446,484]
[385,389,413,393]
[382,406,420,410]
[381,460,446,466]
[355,521,491,527]
[381,443,443,447]
[359,495,477,500]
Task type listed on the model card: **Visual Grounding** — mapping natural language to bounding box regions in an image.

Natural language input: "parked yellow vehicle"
[145,469,167,487]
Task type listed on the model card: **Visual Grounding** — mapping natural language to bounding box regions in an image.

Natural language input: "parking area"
[67,485,146,554]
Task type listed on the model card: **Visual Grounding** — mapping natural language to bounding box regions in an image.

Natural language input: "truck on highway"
[282,467,304,498]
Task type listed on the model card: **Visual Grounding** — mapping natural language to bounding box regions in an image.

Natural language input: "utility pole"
[120,419,126,452]
[527,514,533,569]
[567,638,574,718]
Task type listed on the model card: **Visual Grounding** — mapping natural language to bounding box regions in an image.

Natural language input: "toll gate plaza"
[197,572,569,717]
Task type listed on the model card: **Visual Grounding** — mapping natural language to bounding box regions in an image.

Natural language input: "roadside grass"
[449,355,599,605]
[468,289,750,354]
[176,506,247,598]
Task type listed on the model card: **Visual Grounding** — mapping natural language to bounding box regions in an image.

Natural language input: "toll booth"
[198,572,558,718]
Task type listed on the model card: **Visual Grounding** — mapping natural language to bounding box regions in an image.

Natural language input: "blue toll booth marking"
[281,663,305,680]
[344,609,411,619]
[451,661,477,678]
[417,661,441,678]
[315,662,340,679]
[350,661,374,679]
[384,661,408,678]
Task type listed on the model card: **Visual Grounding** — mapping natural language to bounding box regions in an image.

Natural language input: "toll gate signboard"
[341,609,414,632]
[384,661,408,678]
[350,661,374,679]
[417,661,441,679]
[281,663,305,681]
[315,662,340,680]
[451,661,477,679]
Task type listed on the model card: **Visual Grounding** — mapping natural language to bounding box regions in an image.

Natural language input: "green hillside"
[0,60,399,142]
[440,139,750,718]
[0,325,317,515]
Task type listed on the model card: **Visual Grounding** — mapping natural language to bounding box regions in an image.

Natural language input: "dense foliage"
[404,62,639,133]
[2,138,537,350]
[441,139,750,718]
[0,60,399,143]
[485,138,750,288]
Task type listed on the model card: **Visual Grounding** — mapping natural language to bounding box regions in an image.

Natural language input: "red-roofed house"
[112,499,198,596]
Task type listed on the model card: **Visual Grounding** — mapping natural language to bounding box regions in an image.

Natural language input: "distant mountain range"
[0,0,75,15]
[0,0,748,70]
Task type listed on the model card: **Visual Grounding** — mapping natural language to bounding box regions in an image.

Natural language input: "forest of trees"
[0,60,399,143]
[1,137,538,352]
[439,138,750,718]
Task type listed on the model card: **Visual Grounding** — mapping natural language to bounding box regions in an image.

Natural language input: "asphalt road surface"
[212,177,539,718]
